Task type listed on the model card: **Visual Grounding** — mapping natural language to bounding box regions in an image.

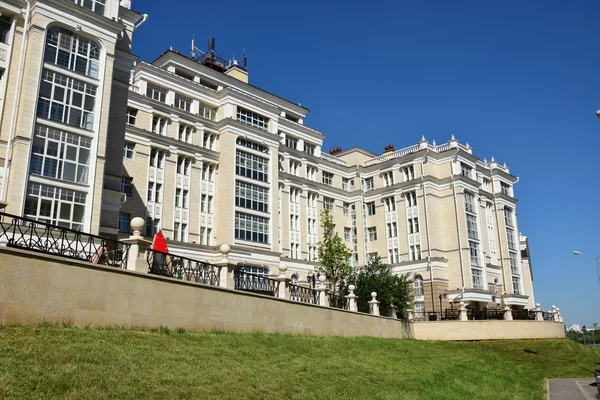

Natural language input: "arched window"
[413,274,424,297]
[44,27,100,79]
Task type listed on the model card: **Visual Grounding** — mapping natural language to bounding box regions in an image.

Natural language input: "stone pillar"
[551,305,559,322]
[215,244,236,289]
[315,275,329,307]
[276,264,291,300]
[555,307,562,323]
[503,306,513,321]
[390,304,398,319]
[458,302,468,321]
[120,217,153,273]
[368,292,380,316]
[534,303,543,321]
[345,284,358,312]
[406,309,414,322]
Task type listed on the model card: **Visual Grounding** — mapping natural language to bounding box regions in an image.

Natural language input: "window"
[507,228,516,251]
[119,213,130,234]
[182,190,188,209]
[236,150,269,182]
[322,171,333,186]
[289,160,300,176]
[304,143,316,156]
[413,275,424,297]
[174,93,191,112]
[323,197,334,212]
[121,177,132,197]
[366,202,376,216]
[469,241,480,267]
[145,217,160,237]
[0,15,11,44]
[306,166,317,181]
[124,142,134,159]
[285,135,298,149]
[343,203,349,216]
[149,149,164,169]
[154,183,162,204]
[368,227,377,241]
[243,265,270,276]
[408,218,419,234]
[236,137,268,153]
[384,197,396,212]
[464,192,475,213]
[504,207,513,227]
[237,107,268,130]
[177,157,191,176]
[178,124,193,143]
[29,125,91,185]
[235,180,269,212]
[147,182,153,202]
[44,27,100,78]
[152,116,168,135]
[509,252,519,275]
[126,107,137,126]
[402,165,415,181]
[199,102,217,120]
[36,69,96,130]
[472,269,484,290]
[414,301,425,319]
[203,133,217,150]
[72,0,105,15]
[307,192,318,208]
[460,163,472,178]
[482,178,491,191]
[24,182,86,230]
[146,83,167,102]
[512,276,521,295]
[382,171,394,187]
[364,177,374,191]
[289,187,301,204]
[387,222,397,238]
[409,245,421,261]
[466,214,478,240]
[175,188,181,208]
[235,212,269,243]
[173,223,187,242]
[501,182,511,196]
[207,196,214,214]
[202,164,215,182]
[406,191,417,207]
[344,227,352,242]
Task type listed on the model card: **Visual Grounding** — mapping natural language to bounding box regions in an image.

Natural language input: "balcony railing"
[233,268,279,296]
[0,212,128,269]
[146,249,219,285]
[289,284,318,304]
[512,309,536,320]
[328,292,348,310]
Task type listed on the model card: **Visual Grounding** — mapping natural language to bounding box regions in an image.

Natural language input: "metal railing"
[147,249,219,285]
[289,284,318,304]
[233,268,279,296]
[468,308,504,321]
[328,292,347,310]
[512,309,536,320]
[0,212,128,268]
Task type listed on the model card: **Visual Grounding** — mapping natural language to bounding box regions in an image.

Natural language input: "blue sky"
[132,0,600,326]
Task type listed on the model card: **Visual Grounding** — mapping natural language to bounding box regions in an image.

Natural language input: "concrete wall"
[413,320,565,341]
[0,247,412,339]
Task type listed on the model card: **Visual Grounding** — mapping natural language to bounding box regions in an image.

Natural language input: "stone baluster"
[120,217,153,273]
[556,307,562,323]
[503,306,513,321]
[368,292,380,316]
[458,301,468,321]
[534,303,544,321]
[315,275,329,307]
[551,305,559,322]
[276,264,291,300]
[406,309,414,322]
[214,244,237,289]
[345,284,358,312]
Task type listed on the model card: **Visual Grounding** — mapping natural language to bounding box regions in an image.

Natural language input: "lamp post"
[573,251,600,284]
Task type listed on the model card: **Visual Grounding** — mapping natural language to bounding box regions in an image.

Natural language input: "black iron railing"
[0,212,128,268]
[289,284,318,304]
[328,292,347,310]
[233,268,279,296]
[147,249,219,285]
[468,308,504,320]
[512,309,536,320]
[542,311,554,321]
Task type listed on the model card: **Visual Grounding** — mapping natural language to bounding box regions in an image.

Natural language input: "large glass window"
[146,83,167,102]
[24,182,86,230]
[237,107,268,130]
[466,214,478,240]
[235,150,269,182]
[0,15,11,44]
[29,125,91,184]
[36,69,96,130]
[512,276,521,295]
[235,180,269,212]
[44,27,100,79]
[469,240,480,267]
[413,275,424,297]
[72,0,106,15]
[174,93,191,112]
[235,212,269,244]
[471,268,484,290]
[119,213,130,234]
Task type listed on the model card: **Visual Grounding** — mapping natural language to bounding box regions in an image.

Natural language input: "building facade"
[119,49,535,312]
[0,0,143,235]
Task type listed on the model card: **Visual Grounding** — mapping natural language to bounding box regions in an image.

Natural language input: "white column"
[368,292,380,316]
[345,284,358,312]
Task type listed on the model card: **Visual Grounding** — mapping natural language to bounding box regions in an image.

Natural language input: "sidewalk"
[548,379,597,400]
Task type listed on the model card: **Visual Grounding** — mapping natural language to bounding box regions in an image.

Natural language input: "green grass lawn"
[0,325,597,400]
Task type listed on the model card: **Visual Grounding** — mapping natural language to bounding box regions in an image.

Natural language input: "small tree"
[312,209,353,291]
[354,255,413,318]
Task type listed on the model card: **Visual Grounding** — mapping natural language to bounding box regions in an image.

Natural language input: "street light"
[573,251,600,284]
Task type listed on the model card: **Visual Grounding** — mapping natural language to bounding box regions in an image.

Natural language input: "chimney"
[329,147,342,155]
[383,144,395,154]
[225,63,249,83]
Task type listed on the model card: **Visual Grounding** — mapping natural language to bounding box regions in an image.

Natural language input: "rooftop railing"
[0,212,128,269]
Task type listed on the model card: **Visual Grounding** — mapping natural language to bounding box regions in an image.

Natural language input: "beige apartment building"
[0,0,144,235]
[119,48,535,313]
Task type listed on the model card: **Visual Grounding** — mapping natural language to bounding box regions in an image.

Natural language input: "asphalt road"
[548,379,598,400]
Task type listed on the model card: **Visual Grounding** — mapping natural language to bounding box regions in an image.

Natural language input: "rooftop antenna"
[243,49,247,70]
[191,36,205,60]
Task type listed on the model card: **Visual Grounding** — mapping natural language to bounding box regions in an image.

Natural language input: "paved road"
[548,379,597,400]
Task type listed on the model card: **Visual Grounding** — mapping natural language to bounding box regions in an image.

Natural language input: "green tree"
[354,255,413,318]
[313,209,353,291]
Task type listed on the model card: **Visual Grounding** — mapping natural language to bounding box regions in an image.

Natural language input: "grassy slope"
[0,325,597,400]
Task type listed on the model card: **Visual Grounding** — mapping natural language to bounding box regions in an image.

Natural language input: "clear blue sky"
[132,0,600,326]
